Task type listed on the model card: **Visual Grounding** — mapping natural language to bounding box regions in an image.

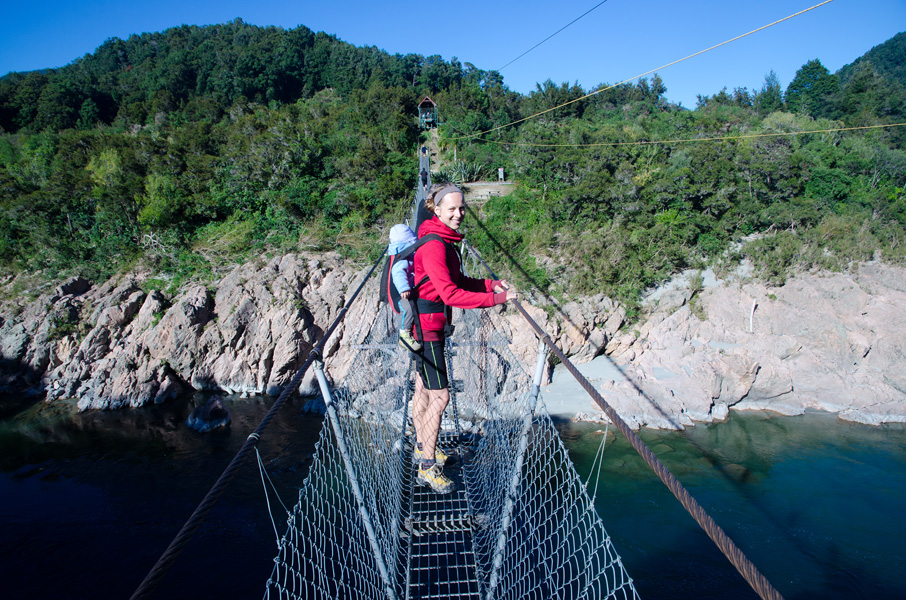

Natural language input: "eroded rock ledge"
[0,253,368,410]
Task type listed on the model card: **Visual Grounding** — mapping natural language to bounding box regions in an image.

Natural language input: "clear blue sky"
[1,1,904,108]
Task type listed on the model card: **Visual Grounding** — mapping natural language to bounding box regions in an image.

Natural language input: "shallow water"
[559,411,906,600]
[1,397,904,599]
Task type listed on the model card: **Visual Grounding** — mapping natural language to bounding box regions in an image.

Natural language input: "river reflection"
[2,398,904,600]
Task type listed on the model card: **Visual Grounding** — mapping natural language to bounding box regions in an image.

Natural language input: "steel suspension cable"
[462,239,785,600]
[129,249,387,600]
[497,0,613,72]
[451,0,835,142]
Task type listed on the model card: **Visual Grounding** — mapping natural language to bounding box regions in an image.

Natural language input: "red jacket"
[413,217,506,341]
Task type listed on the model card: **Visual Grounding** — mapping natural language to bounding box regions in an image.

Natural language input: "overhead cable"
[476,121,906,148]
[452,0,836,141]
[497,0,613,72]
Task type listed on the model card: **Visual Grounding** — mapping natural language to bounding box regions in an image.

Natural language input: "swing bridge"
[120,3,894,595]
[129,150,784,600]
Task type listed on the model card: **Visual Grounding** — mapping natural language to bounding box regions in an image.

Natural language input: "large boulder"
[186,395,231,432]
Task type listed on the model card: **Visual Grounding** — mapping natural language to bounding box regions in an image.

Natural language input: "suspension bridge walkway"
[130,149,783,600]
[261,148,778,600]
[265,276,636,600]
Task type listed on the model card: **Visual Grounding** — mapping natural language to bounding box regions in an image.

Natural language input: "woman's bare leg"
[413,374,450,461]
[421,388,449,461]
[413,375,429,448]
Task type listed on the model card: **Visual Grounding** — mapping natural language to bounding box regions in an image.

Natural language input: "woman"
[411,183,516,494]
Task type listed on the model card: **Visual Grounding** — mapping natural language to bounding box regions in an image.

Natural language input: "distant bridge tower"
[418,96,437,129]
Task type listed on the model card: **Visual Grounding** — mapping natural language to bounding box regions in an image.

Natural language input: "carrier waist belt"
[416,298,446,314]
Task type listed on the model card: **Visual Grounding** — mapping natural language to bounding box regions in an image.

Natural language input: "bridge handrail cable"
[462,239,785,600]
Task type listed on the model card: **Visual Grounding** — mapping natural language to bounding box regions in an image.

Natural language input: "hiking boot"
[413,446,449,466]
[399,329,421,351]
[416,463,454,494]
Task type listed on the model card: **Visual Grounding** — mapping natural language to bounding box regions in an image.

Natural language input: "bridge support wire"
[461,240,785,600]
[129,249,387,600]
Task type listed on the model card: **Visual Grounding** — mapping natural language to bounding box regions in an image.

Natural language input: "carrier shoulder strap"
[409,232,454,293]
[398,233,443,261]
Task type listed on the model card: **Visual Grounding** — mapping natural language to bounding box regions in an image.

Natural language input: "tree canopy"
[1,22,904,309]
[785,59,840,118]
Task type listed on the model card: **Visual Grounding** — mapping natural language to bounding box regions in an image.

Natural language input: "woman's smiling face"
[435,192,466,230]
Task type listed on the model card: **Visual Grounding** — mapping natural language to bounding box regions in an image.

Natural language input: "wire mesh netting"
[265,269,639,600]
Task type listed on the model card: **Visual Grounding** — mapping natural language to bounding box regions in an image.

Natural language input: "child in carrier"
[387,224,422,351]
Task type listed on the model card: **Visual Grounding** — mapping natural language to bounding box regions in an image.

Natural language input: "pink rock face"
[3,256,906,428]
[1,252,371,409]
[544,262,906,429]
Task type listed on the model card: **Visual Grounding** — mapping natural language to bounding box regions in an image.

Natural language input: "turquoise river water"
[1,394,904,599]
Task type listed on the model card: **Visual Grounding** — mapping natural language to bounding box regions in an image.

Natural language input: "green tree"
[78,98,100,129]
[755,70,783,114]
[838,61,906,124]
[785,59,839,118]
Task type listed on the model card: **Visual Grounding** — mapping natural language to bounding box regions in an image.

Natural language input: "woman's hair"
[425,184,463,213]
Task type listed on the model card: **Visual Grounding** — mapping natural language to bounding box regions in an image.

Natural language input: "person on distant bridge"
[410,183,516,494]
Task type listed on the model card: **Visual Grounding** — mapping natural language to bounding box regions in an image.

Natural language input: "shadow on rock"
[0,357,45,419]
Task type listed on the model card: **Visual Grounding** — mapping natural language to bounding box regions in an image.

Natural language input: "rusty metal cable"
[462,239,784,600]
[129,250,387,600]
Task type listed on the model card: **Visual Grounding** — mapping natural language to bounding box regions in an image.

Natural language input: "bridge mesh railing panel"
[452,307,638,600]
[266,268,638,600]
[266,298,411,600]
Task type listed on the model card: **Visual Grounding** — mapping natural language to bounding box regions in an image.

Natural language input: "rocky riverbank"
[1,254,904,428]
[0,253,371,410]
[542,261,906,428]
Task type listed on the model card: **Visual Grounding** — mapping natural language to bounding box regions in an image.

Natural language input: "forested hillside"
[1,20,904,309]
[838,31,906,89]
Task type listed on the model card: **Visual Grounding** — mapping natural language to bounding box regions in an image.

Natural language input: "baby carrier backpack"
[378,232,443,314]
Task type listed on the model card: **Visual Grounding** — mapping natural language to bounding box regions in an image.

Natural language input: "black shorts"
[414,339,448,390]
